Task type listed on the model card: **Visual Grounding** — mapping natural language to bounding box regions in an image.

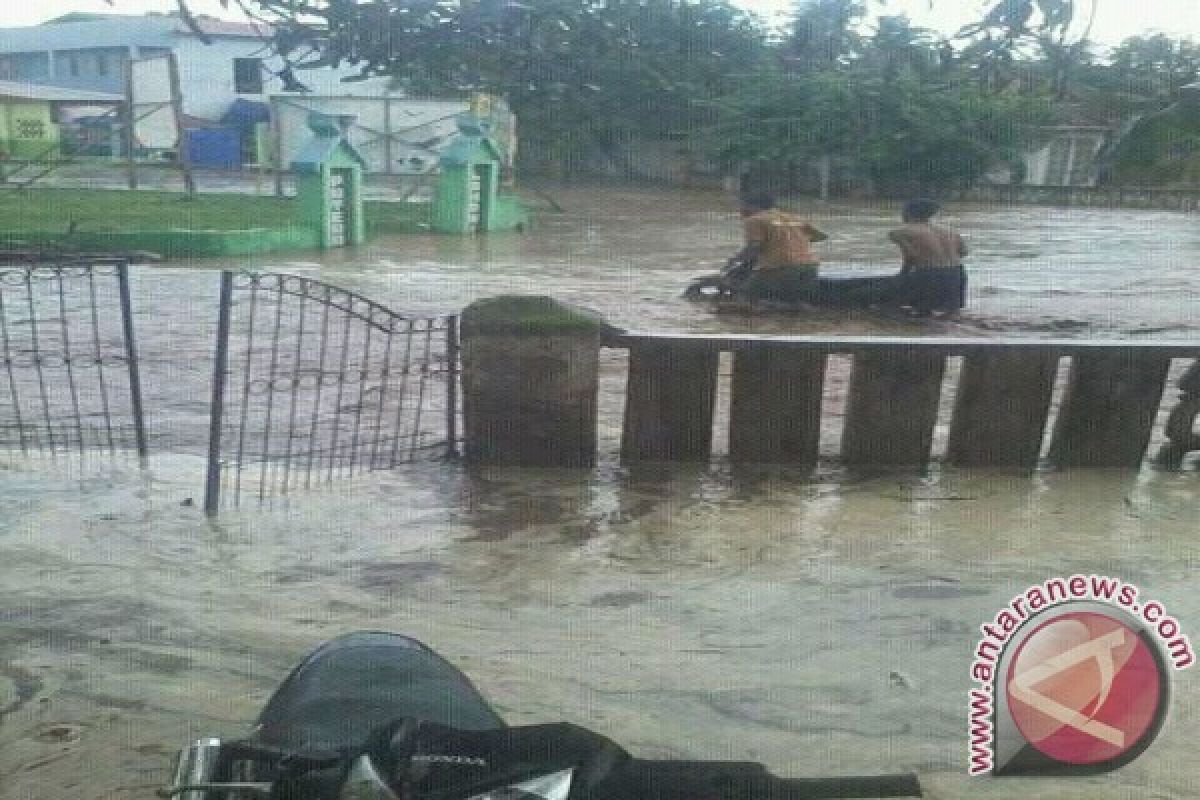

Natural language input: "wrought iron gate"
[0,256,147,456]
[203,272,459,514]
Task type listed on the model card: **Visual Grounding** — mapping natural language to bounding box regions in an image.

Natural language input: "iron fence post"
[446,315,459,458]
[117,261,148,457]
[204,271,234,515]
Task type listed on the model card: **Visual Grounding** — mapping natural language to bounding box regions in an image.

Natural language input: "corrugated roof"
[0,15,176,52]
[174,19,273,39]
[0,79,121,102]
[0,14,267,52]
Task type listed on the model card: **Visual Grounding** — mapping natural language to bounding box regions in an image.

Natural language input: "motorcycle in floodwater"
[684,257,906,312]
[161,632,923,799]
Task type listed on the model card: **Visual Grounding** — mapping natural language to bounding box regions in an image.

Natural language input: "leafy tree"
[101,0,1193,188]
[166,1,768,174]
[708,59,1050,194]
[784,0,868,70]
[958,0,1085,48]
[862,14,948,83]
[1109,35,1200,102]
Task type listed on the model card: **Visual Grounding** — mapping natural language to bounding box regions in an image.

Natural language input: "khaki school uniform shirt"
[743,209,823,269]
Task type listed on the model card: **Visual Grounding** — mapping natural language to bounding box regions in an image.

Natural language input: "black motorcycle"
[683,261,906,311]
[161,632,923,799]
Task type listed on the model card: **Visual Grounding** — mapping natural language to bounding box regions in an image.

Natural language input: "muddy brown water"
[1,185,1198,799]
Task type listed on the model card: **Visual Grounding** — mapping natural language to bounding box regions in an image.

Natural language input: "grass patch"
[462,295,607,335]
[0,187,429,237]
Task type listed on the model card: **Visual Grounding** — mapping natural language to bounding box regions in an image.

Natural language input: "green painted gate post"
[291,113,367,249]
[433,116,504,234]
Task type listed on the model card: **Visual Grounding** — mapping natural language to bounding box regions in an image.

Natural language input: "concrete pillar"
[1049,353,1171,468]
[460,296,607,467]
[1157,361,1200,469]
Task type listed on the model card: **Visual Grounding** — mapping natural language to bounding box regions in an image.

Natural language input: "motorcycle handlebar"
[625,761,922,799]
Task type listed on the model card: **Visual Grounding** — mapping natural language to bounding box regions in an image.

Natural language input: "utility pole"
[167,53,197,196]
[123,52,138,190]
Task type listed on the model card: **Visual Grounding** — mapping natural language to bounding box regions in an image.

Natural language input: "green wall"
[0,100,61,160]
[0,227,320,258]
[297,152,366,249]
[491,194,529,231]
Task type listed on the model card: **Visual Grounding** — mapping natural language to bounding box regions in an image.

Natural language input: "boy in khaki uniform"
[728,193,828,302]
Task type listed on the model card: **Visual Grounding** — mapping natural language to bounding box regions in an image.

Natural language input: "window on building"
[68,54,80,77]
[96,53,109,77]
[233,58,264,94]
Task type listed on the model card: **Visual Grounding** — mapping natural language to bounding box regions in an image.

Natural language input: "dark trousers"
[901,267,966,313]
[737,265,819,302]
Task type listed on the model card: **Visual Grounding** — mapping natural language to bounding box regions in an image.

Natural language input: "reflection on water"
[1,186,1199,799]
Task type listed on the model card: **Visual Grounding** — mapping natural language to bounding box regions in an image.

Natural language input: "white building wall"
[1021,131,1109,187]
[0,16,396,123]
[170,35,393,120]
[272,95,520,175]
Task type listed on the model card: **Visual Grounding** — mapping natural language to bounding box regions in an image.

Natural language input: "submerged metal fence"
[204,271,459,514]
[0,256,147,456]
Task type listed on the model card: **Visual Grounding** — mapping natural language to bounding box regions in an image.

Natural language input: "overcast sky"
[3,0,1198,47]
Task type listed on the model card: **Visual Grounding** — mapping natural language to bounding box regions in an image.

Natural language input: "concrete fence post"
[460,296,608,467]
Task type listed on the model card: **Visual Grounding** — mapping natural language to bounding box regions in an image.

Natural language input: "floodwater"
[229,183,1200,337]
[1,184,1199,800]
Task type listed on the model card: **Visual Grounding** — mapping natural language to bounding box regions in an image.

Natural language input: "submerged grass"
[0,187,429,237]
[461,295,608,335]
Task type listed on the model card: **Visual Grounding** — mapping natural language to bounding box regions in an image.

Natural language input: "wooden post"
[948,350,1058,468]
[841,348,945,467]
[1048,353,1171,468]
[166,53,197,196]
[621,343,718,464]
[123,53,138,190]
[729,347,825,466]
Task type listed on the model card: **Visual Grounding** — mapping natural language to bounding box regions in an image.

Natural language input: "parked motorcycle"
[161,632,922,799]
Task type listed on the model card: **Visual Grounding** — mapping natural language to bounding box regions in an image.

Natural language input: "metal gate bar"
[203,271,458,514]
[0,256,147,457]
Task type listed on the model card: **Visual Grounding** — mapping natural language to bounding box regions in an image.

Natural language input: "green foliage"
[959,0,1079,42]
[108,0,1198,187]
[785,0,868,69]
[1109,35,1200,102]
[711,65,1051,192]
[1111,96,1200,186]
[207,0,768,172]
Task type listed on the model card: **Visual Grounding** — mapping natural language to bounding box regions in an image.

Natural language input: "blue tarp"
[184,127,241,169]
